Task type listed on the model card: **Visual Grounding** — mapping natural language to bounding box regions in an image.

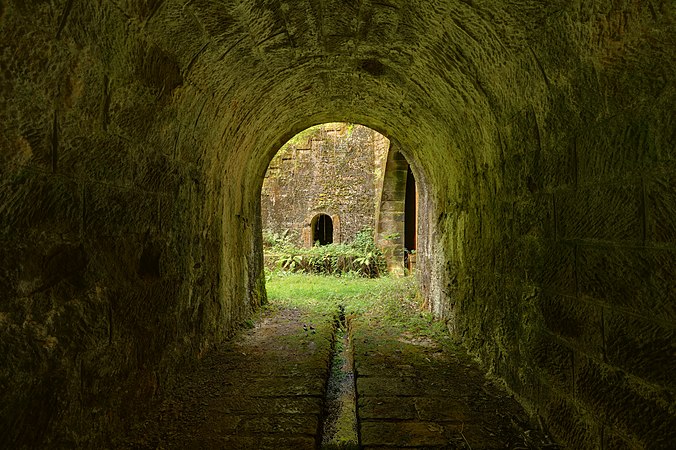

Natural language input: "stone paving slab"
[352,318,553,449]
[190,434,316,450]
[204,395,323,415]
[124,306,556,449]
[359,397,419,420]
[123,307,333,449]
[361,421,451,447]
[358,377,426,397]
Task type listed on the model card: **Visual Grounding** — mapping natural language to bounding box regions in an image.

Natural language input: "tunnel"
[1,1,674,448]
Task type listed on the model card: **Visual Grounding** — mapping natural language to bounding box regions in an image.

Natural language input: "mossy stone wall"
[261,123,388,246]
[1,0,674,447]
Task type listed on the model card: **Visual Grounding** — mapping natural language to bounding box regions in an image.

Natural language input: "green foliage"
[262,229,295,250]
[350,228,378,252]
[265,273,449,341]
[382,232,400,241]
[281,122,355,151]
[284,124,324,147]
[268,228,387,277]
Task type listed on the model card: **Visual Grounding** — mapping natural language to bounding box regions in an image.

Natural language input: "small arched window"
[312,214,333,246]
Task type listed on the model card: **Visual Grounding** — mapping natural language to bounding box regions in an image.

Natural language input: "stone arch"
[252,117,438,306]
[375,144,412,275]
[302,212,341,247]
[254,121,436,282]
[311,213,333,246]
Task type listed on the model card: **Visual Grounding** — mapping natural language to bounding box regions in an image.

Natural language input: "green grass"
[264,272,451,340]
[265,271,390,316]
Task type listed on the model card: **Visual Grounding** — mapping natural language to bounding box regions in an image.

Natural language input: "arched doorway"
[404,166,417,270]
[312,213,333,245]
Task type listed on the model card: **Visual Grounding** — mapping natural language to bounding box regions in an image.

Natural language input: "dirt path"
[124,305,557,449]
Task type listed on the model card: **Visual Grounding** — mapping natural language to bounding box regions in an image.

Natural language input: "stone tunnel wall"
[261,123,389,246]
[0,2,256,446]
[439,5,676,448]
[0,0,674,448]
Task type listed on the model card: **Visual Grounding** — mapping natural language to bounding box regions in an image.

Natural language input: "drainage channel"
[320,304,359,449]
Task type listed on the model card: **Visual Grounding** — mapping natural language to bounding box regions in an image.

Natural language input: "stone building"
[261,123,389,247]
[1,1,674,448]
[262,122,420,275]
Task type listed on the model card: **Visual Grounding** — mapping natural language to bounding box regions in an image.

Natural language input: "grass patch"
[265,272,388,317]
[264,272,451,341]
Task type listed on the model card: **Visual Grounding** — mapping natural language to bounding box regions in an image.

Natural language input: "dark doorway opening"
[404,167,417,269]
[313,214,334,246]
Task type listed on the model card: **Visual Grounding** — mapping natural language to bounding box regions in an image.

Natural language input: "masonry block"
[0,171,81,238]
[86,184,158,237]
[577,119,651,182]
[538,139,576,191]
[539,386,600,450]
[575,356,676,447]
[536,242,576,296]
[646,170,676,245]
[577,246,676,323]
[529,330,574,394]
[538,294,603,358]
[59,133,135,186]
[605,311,676,389]
[135,152,180,193]
[557,184,642,243]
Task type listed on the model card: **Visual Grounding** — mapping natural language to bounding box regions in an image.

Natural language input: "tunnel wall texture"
[0,0,674,447]
[0,1,260,446]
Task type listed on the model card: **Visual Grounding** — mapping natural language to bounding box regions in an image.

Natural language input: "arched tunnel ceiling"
[134,0,562,190]
[65,0,670,208]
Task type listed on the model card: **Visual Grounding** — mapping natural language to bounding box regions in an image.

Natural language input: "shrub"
[269,228,387,277]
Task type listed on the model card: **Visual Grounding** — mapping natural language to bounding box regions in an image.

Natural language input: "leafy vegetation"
[282,122,356,149]
[264,228,387,278]
[284,123,325,147]
[262,229,296,249]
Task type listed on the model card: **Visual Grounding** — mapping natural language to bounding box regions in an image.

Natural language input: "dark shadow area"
[404,166,417,270]
[313,214,334,246]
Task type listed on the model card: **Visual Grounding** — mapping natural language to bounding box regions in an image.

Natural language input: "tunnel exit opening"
[263,122,389,263]
[259,121,427,280]
[258,121,431,447]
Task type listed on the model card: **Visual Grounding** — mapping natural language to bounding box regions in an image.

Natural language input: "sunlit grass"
[264,271,451,340]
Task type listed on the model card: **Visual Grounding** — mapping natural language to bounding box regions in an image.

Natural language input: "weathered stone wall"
[1,0,673,447]
[374,144,410,274]
[262,123,388,246]
[440,5,676,448]
[0,2,257,446]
